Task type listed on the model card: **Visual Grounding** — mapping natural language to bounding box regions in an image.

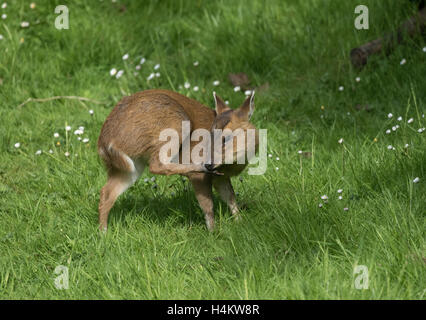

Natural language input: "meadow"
[0,0,425,299]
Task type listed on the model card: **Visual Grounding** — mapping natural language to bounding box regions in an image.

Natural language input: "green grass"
[0,0,425,299]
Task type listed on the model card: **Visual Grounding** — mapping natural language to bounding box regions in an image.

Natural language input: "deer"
[97,89,258,231]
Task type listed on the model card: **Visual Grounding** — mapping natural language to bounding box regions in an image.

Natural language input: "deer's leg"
[149,156,206,176]
[213,177,240,220]
[189,174,215,231]
[99,170,137,231]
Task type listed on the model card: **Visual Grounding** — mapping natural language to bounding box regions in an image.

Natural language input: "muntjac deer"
[98,89,258,231]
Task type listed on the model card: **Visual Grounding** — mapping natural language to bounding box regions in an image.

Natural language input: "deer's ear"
[238,91,255,120]
[213,92,229,115]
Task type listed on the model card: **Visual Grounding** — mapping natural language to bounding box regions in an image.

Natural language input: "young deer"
[97,89,258,231]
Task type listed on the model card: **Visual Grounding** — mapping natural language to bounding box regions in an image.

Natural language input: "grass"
[0,0,425,299]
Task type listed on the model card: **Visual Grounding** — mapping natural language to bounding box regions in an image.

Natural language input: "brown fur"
[97,89,257,231]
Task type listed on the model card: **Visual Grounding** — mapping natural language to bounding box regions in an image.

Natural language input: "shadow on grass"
[107,186,230,229]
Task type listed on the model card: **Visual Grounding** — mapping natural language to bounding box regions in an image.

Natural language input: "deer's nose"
[204,163,215,171]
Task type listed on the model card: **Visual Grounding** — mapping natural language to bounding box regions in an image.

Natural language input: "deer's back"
[98,89,215,158]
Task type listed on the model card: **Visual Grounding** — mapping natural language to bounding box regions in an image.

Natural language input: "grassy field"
[0,0,425,299]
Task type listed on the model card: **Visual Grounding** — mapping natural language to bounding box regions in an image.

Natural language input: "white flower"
[225,100,229,105]
[135,65,141,70]
[110,68,117,76]
[387,113,393,118]
[54,132,60,138]
[244,90,252,96]
[418,128,425,133]
[77,137,82,141]
[355,77,360,82]
[89,109,94,115]
[268,154,272,158]
[151,176,156,182]
[146,73,155,81]
[275,167,279,171]
[213,80,220,86]
[35,150,42,155]
[30,3,36,9]
[276,157,280,161]
[396,125,399,129]
[193,86,199,92]
[423,47,426,53]
[74,129,83,135]
[337,189,343,194]
[115,70,124,79]
[1,14,6,20]
[386,129,391,134]
[193,61,199,66]
[298,150,303,154]
[400,58,406,65]
[82,138,89,143]
[318,203,323,208]
[154,64,160,70]
[321,195,328,200]
[78,126,84,131]
[0,34,3,40]
[392,126,397,131]
[64,152,70,157]
[65,126,71,131]
[404,143,409,148]
[155,72,160,78]
[397,116,402,121]
[233,86,241,92]
[413,177,420,183]
[49,149,53,154]
[338,86,344,91]
[140,57,146,64]
[14,142,20,148]
[1,3,6,9]
[387,145,394,150]
[338,138,343,144]
[343,207,349,211]
[21,21,30,28]
[122,53,129,60]
[338,196,343,200]
[407,118,414,124]
[184,82,190,89]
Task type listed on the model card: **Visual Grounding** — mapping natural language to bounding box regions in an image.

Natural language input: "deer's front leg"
[189,174,215,231]
[213,177,240,220]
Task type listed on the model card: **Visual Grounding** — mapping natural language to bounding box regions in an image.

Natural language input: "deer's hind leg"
[98,150,145,231]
